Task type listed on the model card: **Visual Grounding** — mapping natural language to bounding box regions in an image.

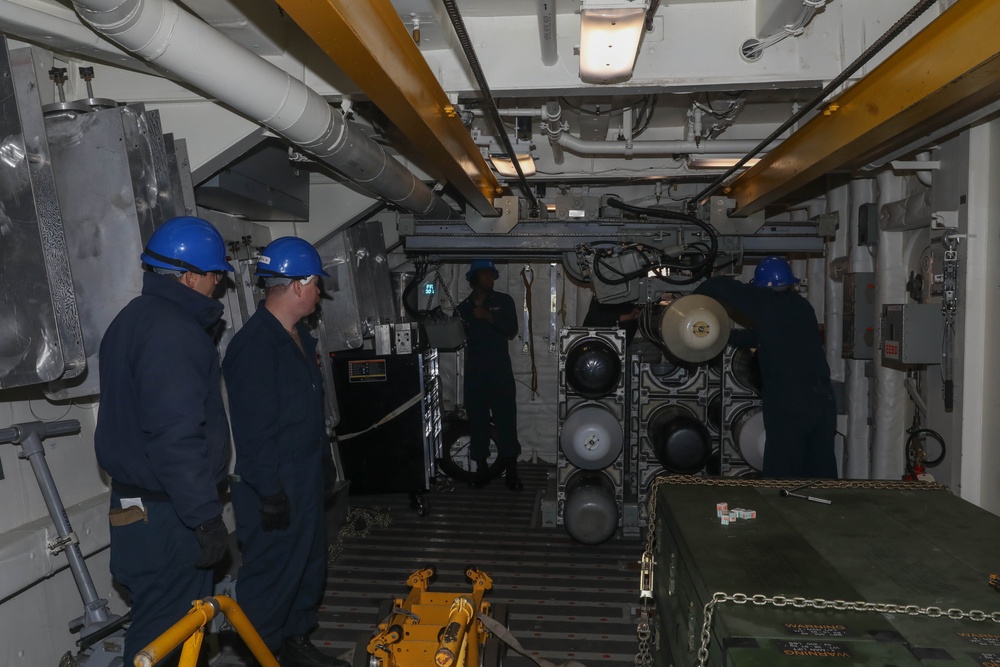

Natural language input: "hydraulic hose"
[599,198,719,285]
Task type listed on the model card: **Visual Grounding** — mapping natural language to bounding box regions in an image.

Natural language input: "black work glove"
[195,515,229,568]
[260,490,291,532]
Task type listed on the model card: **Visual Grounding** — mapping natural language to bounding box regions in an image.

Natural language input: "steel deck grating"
[216,463,644,666]
[323,463,643,666]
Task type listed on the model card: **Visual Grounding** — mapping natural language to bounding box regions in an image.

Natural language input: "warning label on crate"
[973,652,1000,667]
[779,641,852,658]
[960,633,1000,648]
[784,623,851,638]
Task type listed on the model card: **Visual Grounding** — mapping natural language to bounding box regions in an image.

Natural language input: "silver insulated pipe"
[71,0,456,220]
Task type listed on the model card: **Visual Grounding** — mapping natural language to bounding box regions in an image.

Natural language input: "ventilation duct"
[69,0,456,220]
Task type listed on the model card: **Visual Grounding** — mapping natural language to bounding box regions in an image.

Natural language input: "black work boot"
[469,458,492,488]
[503,457,524,491]
[280,635,349,667]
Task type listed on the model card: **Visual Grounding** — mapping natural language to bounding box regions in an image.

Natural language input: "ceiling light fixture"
[579,0,650,84]
[687,156,761,169]
[490,153,537,178]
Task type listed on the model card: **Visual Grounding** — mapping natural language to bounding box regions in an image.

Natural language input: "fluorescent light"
[580,0,649,84]
[688,156,761,169]
[490,153,536,177]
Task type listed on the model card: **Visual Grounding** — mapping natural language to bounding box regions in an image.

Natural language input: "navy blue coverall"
[695,277,838,479]
[456,289,520,461]
[223,305,329,652]
[95,272,231,663]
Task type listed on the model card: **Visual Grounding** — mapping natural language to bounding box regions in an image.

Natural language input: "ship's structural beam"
[274,0,502,216]
[728,0,1000,216]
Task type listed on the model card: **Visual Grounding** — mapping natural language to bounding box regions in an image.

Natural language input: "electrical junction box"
[880,303,943,365]
[842,272,876,359]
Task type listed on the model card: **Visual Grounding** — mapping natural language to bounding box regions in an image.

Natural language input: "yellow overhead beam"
[729,0,1000,216]
[274,0,502,216]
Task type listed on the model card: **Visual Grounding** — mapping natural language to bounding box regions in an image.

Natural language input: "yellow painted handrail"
[134,595,279,667]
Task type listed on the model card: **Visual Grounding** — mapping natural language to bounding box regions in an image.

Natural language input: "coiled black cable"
[906,427,947,469]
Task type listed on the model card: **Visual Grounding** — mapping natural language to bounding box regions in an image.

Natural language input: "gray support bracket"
[465,196,518,233]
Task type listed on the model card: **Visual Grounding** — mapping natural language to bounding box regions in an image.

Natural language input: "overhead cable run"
[441,0,542,217]
[598,198,720,285]
[687,0,941,212]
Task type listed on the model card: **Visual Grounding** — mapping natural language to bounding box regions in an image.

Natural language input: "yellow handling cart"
[355,568,507,667]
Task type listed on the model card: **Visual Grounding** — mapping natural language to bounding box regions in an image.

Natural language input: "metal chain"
[634,617,652,667]
[327,507,393,563]
[634,474,663,667]
[436,270,458,310]
[696,592,1000,667]
[637,476,970,666]
[424,266,458,312]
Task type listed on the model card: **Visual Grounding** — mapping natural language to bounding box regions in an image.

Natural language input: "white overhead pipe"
[70,0,456,220]
[0,0,154,74]
[541,101,771,156]
[537,0,557,66]
[554,131,770,157]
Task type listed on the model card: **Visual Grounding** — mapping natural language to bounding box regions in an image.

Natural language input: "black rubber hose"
[604,197,719,282]
[402,263,428,319]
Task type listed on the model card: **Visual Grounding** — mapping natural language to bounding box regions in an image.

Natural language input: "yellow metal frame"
[273,0,503,216]
[728,0,1000,216]
[133,595,279,667]
[365,568,495,667]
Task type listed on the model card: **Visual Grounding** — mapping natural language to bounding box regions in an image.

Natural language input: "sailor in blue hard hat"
[456,259,523,491]
[695,256,838,480]
[95,216,234,665]
[465,258,500,283]
[749,256,800,289]
[224,236,347,667]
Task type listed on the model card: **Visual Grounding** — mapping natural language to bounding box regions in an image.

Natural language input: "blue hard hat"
[465,259,499,282]
[752,256,799,287]
[141,216,234,273]
[254,237,330,277]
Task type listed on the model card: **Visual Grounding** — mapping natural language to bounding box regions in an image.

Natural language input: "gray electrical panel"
[880,303,943,365]
[842,272,876,359]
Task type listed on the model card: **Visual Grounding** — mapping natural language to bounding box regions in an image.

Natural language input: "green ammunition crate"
[650,478,1000,667]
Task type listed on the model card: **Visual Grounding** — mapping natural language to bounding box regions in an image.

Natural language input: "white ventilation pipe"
[844,177,875,479]
[824,184,848,477]
[0,0,153,74]
[543,100,565,165]
[70,0,456,220]
[872,171,909,479]
[538,0,557,66]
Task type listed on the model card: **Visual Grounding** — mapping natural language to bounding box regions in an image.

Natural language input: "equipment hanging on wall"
[1,420,129,667]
